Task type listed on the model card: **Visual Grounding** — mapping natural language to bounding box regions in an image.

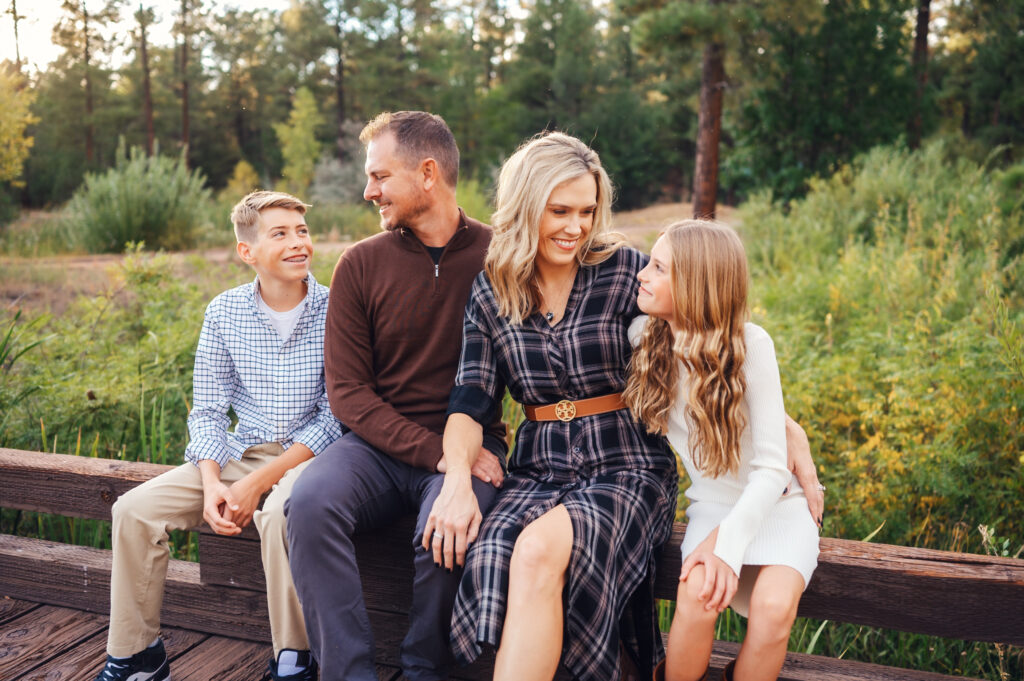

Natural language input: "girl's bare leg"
[665,564,719,681]
[733,566,804,681]
[493,504,573,681]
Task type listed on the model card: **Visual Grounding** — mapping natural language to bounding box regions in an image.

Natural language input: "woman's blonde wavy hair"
[485,132,625,324]
[624,220,750,478]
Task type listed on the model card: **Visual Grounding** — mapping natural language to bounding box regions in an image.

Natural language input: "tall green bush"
[66,140,212,253]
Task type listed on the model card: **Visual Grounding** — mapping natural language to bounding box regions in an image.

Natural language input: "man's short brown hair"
[360,111,460,188]
[230,190,310,243]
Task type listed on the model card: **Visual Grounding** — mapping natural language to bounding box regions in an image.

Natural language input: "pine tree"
[274,87,323,196]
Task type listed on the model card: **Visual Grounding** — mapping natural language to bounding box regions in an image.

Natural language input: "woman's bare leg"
[664,564,719,681]
[733,566,804,681]
[493,504,573,681]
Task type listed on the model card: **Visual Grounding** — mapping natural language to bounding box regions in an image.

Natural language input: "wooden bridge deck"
[2,593,993,681]
[0,597,407,681]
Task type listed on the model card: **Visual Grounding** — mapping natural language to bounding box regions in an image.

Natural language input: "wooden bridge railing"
[1,447,1022,680]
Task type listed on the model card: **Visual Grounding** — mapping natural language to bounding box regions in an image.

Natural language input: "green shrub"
[738,137,1024,550]
[0,209,72,256]
[457,178,494,224]
[0,310,49,440]
[1,246,210,459]
[309,201,380,241]
[66,139,213,253]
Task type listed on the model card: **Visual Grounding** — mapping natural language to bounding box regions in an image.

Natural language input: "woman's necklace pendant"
[545,311,555,322]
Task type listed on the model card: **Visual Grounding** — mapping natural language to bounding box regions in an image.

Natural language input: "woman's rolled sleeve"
[447,282,502,427]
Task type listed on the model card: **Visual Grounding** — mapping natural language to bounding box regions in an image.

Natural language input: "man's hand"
[225,472,264,529]
[202,481,241,535]
[680,527,737,613]
[437,447,504,488]
[785,415,824,528]
[421,468,482,570]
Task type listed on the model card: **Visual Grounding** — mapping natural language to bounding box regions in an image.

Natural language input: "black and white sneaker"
[93,639,170,681]
[268,649,318,681]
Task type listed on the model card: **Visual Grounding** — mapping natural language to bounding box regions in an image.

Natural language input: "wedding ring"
[432,531,443,541]
[817,484,826,492]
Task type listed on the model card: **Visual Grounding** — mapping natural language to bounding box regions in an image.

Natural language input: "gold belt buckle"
[554,399,577,422]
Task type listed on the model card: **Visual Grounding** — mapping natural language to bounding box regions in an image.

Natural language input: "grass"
[0,210,74,257]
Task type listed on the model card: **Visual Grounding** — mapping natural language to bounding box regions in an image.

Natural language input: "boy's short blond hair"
[231,190,311,243]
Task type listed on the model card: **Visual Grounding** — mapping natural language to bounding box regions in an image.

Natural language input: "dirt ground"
[1,201,733,316]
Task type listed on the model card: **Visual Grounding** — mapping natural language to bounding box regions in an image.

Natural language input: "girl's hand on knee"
[680,528,737,613]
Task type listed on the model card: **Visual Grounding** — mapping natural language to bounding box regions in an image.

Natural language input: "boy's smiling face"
[236,206,313,286]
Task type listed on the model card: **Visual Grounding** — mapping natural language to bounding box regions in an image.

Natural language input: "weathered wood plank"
[167,636,270,681]
[202,515,1024,646]
[0,597,40,625]
[796,536,1024,644]
[0,605,107,679]
[649,526,1024,645]
[376,665,402,681]
[707,639,982,681]
[197,533,262,589]
[0,535,478,674]
[13,624,208,681]
[362,608,496,680]
[0,535,273,642]
[199,517,419,615]
[0,448,174,521]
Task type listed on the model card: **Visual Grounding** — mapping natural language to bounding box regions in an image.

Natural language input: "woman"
[424,131,678,681]
[624,220,820,681]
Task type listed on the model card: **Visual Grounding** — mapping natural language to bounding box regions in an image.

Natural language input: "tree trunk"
[334,17,346,161]
[693,39,725,220]
[83,1,94,165]
[10,0,22,72]
[180,0,190,160]
[139,8,155,156]
[908,0,930,150]
[232,67,246,154]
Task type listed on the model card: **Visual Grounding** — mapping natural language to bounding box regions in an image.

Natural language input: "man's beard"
[380,194,431,232]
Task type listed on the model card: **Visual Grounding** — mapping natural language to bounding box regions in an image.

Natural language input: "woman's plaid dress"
[447,246,678,680]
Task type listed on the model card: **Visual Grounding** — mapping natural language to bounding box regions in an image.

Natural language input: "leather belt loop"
[523,393,626,422]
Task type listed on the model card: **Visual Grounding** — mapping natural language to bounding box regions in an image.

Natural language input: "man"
[285,111,507,681]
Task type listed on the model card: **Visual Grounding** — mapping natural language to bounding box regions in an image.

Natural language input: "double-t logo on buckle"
[554,399,577,422]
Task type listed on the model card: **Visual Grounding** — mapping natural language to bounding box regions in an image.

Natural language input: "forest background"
[0,0,1022,679]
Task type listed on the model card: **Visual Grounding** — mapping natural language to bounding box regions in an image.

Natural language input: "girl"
[624,220,820,681]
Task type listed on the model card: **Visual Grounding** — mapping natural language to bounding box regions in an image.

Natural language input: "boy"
[94,190,341,681]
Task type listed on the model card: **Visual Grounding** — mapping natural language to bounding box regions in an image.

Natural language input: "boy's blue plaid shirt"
[185,273,342,468]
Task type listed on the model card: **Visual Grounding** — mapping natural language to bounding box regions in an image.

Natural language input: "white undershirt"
[257,291,305,342]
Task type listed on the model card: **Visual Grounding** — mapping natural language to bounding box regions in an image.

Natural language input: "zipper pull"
[435,263,439,279]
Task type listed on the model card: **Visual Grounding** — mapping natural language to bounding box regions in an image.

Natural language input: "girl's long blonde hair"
[624,220,750,478]
[485,132,625,324]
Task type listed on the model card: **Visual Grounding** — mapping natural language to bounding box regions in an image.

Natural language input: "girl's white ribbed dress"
[629,317,819,616]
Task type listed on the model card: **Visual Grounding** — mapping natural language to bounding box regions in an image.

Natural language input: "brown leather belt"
[523,393,626,423]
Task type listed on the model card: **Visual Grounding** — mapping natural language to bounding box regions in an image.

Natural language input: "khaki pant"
[107,442,311,657]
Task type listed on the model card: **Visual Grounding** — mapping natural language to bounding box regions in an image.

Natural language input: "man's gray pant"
[285,431,499,681]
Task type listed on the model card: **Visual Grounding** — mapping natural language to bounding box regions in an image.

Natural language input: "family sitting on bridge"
[94,111,825,681]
